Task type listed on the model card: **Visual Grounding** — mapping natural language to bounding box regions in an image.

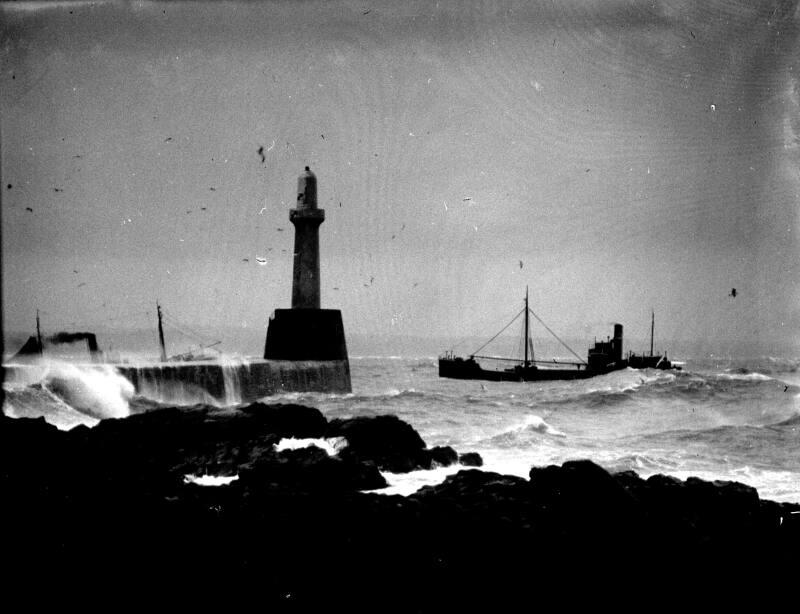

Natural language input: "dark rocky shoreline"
[2,402,799,608]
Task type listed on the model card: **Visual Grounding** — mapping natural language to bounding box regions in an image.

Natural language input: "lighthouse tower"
[291,167,324,309]
[263,167,350,390]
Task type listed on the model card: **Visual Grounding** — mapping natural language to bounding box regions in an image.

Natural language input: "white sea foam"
[39,360,134,420]
[519,414,566,437]
[717,371,773,382]
[275,436,348,456]
[184,473,239,487]
[367,465,465,496]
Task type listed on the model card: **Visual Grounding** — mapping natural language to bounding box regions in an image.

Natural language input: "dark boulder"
[426,445,458,468]
[328,414,428,472]
[238,402,328,438]
[239,445,387,492]
[458,451,483,467]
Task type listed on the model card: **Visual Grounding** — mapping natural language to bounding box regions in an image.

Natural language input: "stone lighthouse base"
[263,309,351,393]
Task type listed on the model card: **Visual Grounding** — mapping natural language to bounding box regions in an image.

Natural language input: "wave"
[717,370,774,382]
[274,436,348,456]
[484,414,567,449]
[3,360,136,429]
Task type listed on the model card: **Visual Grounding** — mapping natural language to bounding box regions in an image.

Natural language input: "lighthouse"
[263,167,350,389]
[291,166,324,309]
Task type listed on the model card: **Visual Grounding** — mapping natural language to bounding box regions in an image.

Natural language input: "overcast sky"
[2,0,799,356]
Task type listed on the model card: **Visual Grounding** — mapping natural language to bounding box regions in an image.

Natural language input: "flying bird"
[729,288,737,298]
[164,137,172,142]
[276,227,284,231]
[53,188,63,192]
[209,187,216,191]
[25,207,33,212]
[255,257,268,265]
[242,258,249,262]
[519,260,524,269]
[257,146,265,163]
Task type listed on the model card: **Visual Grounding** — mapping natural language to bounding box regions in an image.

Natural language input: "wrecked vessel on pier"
[438,290,679,382]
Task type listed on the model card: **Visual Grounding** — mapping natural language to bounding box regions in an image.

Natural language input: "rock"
[239,445,387,492]
[458,451,483,467]
[327,414,429,472]
[426,445,458,468]
[238,402,328,438]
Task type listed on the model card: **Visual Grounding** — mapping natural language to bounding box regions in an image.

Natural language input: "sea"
[3,353,800,503]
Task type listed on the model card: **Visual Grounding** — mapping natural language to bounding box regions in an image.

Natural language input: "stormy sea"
[4,353,799,504]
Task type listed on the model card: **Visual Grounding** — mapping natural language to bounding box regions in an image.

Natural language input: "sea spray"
[275,436,348,456]
[2,359,134,428]
[219,354,248,406]
[41,361,134,420]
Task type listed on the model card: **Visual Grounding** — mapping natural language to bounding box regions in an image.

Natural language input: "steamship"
[438,289,679,382]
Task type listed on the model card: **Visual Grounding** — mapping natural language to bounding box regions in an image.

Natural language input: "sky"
[2,0,799,358]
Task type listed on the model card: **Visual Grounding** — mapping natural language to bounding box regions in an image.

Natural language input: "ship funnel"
[613,324,623,363]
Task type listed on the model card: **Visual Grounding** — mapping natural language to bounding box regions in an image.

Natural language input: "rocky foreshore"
[2,402,799,607]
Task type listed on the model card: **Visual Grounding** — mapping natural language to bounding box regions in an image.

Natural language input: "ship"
[4,167,352,403]
[438,289,679,382]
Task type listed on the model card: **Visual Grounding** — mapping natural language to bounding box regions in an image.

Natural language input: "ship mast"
[157,301,167,362]
[35,309,43,354]
[650,309,654,357]
[524,287,530,367]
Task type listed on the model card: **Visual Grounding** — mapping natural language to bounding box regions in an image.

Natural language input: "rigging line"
[448,305,527,353]
[160,317,215,344]
[528,309,587,366]
[160,312,218,342]
[471,307,526,356]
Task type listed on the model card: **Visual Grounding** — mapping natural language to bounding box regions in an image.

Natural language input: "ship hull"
[438,358,614,382]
